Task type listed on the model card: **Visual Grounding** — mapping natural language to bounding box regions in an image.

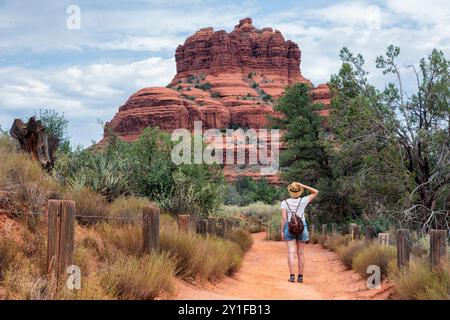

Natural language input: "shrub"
[198,82,212,91]
[352,244,396,279]
[390,258,450,300]
[211,91,222,98]
[226,228,253,252]
[309,232,320,244]
[100,252,175,300]
[337,240,366,269]
[266,215,282,241]
[251,82,259,88]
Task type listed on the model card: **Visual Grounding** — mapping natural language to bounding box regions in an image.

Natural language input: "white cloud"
[0,57,176,145]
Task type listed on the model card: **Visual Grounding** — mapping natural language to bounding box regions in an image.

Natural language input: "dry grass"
[108,195,151,220]
[0,136,60,215]
[390,258,450,300]
[309,232,320,244]
[64,187,108,225]
[324,234,351,252]
[160,218,243,282]
[95,222,142,257]
[226,228,253,252]
[0,239,19,280]
[99,252,175,300]
[352,244,396,279]
[337,240,366,269]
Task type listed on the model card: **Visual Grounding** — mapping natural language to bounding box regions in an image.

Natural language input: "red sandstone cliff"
[102,18,331,183]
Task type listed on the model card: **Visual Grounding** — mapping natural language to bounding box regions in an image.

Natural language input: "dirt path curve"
[175,232,393,300]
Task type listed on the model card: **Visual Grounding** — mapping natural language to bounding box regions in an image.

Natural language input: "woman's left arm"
[300,183,319,203]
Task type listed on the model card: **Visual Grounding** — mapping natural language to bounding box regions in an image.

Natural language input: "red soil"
[175,232,393,300]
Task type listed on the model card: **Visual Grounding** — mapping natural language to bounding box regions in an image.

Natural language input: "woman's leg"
[286,240,296,274]
[296,241,305,275]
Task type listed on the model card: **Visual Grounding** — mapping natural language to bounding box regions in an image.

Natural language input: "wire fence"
[0,208,144,222]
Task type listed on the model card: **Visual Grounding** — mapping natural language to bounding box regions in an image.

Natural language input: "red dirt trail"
[175,232,393,300]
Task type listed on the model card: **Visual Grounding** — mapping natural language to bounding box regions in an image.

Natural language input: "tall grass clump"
[226,228,253,252]
[0,239,19,280]
[0,136,59,215]
[100,252,175,300]
[390,259,450,300]
[266,215,282,241]
[352,244,396,279]
[324,234,351,251]
[65,186,108,225]
[309,232,320,244]
[108,195,151,220]
[95,222,142,256]
[160,220,243,282]
[337,240,366,269]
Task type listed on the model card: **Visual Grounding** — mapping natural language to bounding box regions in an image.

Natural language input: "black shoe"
[288,274,295,282]
[297,275,303,283]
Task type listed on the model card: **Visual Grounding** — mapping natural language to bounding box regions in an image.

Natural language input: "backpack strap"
[285,198,303,220]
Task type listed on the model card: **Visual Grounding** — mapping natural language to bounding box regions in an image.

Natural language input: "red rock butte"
[102,18,331,184]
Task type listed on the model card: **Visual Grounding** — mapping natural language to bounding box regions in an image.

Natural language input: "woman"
[281,182,319,283]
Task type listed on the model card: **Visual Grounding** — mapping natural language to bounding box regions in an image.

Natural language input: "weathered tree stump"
[10,117,59,171]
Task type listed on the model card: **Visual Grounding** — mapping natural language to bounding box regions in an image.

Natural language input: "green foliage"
[251,82,259,88]
[39,109,70,152]
[224,176,286,206]
[54,127,224,216]
[211,91,222,98]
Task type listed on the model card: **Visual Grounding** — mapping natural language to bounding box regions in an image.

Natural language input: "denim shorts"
[283,221,309,242]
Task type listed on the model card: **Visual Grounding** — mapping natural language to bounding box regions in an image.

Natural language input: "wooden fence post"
[177,214,190,232]
[322,224,327,237]
[196,219,208,236]
[396,229,410,270]
[349,223,356,240]
[47,200,75,279]
[216,217,226,237]
[207,217,216,235]
[378,233,389,246]
[310,224,315,234]
[143,206,160,253]
[430,229,448,269]
[225,219,233,234]
[353,225,361,240]
[331,223,337,235]
[365,226,375,244]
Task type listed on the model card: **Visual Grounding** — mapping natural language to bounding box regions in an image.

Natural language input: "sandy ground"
[175,232,393,300]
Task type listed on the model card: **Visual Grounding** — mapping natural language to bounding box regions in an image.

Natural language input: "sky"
[0,0,449,147]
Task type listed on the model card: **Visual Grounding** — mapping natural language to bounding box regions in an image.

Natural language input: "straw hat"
[288,182,304,198]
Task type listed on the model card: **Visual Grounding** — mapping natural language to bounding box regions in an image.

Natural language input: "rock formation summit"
[103,18,331,182]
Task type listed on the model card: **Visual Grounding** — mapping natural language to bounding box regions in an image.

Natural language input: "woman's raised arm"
[300,183,319,203]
